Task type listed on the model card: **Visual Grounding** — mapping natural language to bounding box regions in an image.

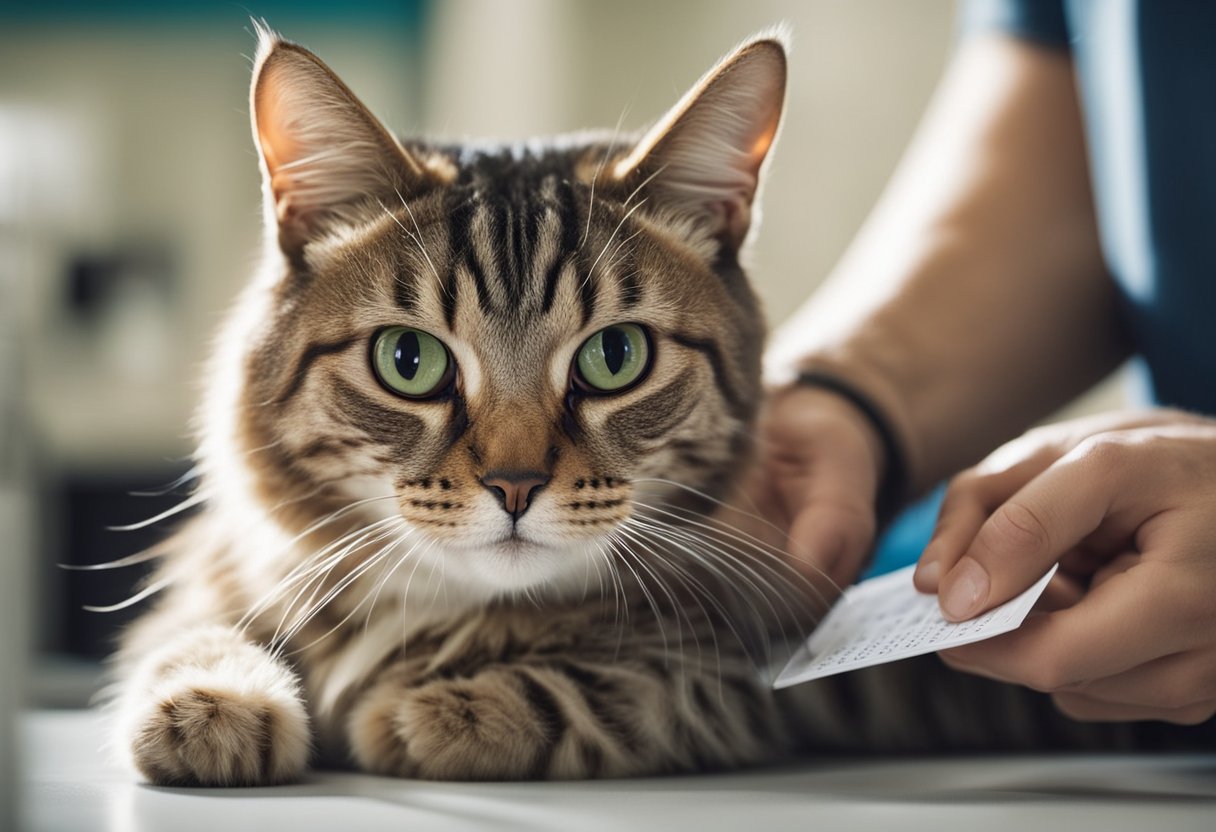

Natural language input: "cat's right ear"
[250,25,438,258]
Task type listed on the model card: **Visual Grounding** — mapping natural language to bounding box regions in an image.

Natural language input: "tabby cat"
[112,25,1205,787]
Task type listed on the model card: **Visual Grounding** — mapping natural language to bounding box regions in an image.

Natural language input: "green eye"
[372,327,453,398]
[575,323,651,393]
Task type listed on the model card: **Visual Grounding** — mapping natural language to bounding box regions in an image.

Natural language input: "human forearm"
[767,36,1131,496]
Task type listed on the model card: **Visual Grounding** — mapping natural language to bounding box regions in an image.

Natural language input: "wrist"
[770,362,916,522]
[767,382,887,474]
[799,371,909,522]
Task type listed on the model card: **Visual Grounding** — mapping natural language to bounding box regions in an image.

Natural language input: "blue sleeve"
[959,0,1070,48]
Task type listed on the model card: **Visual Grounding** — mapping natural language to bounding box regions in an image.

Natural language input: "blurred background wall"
[0,0,987,720]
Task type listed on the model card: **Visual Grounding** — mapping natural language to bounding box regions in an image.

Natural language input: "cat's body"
[113,26,1210,787]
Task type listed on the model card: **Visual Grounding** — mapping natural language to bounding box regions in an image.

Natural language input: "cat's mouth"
[493,530,541,551]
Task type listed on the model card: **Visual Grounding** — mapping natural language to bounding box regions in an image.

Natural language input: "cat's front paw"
[129,683,310,787]
[351,669,561,780]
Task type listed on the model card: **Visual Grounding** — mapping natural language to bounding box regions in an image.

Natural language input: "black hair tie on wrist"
[795,370,909,523]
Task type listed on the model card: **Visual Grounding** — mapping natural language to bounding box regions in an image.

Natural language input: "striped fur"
[111,26,1212,787]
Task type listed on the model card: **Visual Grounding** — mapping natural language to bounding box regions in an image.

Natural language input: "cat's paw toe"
[131,686,310,786]
[352,671,557,780]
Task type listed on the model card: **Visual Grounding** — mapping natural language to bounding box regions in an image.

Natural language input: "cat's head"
[209,24,786,600]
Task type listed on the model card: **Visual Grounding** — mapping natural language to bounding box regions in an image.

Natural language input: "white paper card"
[774,563,1058,689]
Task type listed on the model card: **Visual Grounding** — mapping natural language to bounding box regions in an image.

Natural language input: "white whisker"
[83,576,174,613]
[579,105,631,251]
[609,538,671,666]
[241,515,404,642]
[362,534,425,635]
[106,491,208,532]
[580,198,648,292]
[273,521,407,648]
[281,527,414,656]
[622,163,667,208]
[614,522,739,682]
[276,519,405,629]
[605,531,701,679]
[630,517,786,668]
[635,500,836,611]
[396,187,448,297]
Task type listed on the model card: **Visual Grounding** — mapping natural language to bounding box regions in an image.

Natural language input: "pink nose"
[481,472,550,519]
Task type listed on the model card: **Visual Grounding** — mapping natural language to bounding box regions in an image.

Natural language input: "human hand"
[732,385,887,591]
[915,409,1216,724]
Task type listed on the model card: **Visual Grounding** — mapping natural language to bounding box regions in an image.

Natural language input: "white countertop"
[19,710,1216,832]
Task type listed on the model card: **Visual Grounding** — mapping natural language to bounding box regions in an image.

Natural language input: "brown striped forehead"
[436,145,628,328]
[283,141,751,344]
[261,140,751,360]
[269,151,745,430]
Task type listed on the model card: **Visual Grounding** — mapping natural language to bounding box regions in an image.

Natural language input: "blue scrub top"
[870,0,1216,576]
[964,0,1216,413]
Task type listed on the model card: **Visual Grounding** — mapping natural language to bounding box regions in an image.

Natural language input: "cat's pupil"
[394,331,422,380]
[602,327,628,375]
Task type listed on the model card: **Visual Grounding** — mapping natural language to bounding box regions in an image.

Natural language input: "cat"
[111,24,1210,787]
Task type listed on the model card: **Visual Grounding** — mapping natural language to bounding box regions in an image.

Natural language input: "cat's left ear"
[250,24,440,257]
[612,32,787,252]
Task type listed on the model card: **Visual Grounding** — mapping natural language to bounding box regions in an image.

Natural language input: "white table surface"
[19,710,1216,832]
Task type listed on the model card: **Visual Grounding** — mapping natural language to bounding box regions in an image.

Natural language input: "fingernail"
[915,559,940,589]
[942,558,989,621]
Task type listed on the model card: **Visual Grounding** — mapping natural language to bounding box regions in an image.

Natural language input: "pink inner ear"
[255,71,303,220]
[252,44,402,241]
[261,140,307,224]
[251,40,441,252]
[608,38,786,249]
[259,131,300,181]
[255,70,294,174]
[750,124,777,160]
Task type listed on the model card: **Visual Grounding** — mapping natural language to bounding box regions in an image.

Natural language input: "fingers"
[1036,571,1084,611]
[940,561,1202,689]
[787,498,876,589]
[760,389,883,588]
[943,600,1216,724]
[935,438,1149,621]
[922,418,1216,727]
[913,485,987,592]
[1063,650,1216,710]
[1052,692,1216,725]
[719,465,790,552]
[915,440,1062,594]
